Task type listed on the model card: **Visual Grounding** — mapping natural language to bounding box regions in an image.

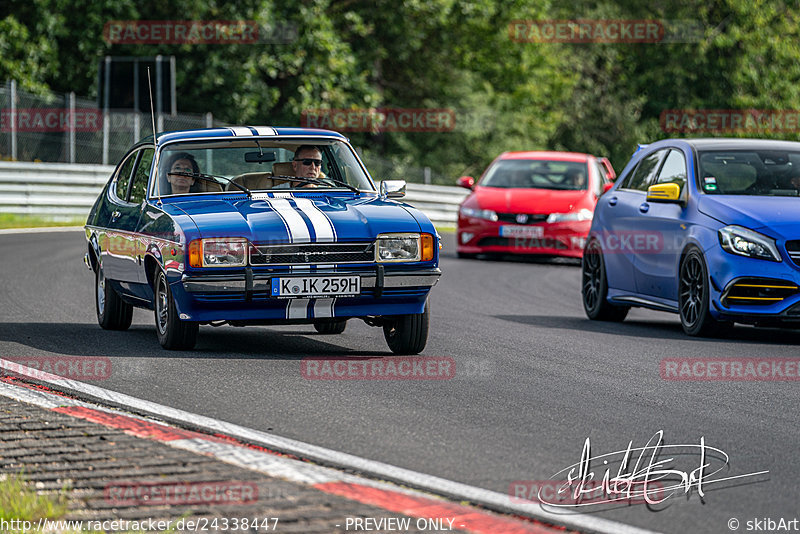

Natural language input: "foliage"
[3,0,800,180]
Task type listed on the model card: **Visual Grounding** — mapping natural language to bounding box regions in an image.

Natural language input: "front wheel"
[679,248,724,336]
[95,263,133,330]
[314,319,347,334]
[383,300,430,355]
[154,270,198,350]
[582,240,629,322]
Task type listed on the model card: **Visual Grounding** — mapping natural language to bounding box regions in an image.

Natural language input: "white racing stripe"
[228,126,253,136]
[287,298,310,319]
[268,198,310,243]
[252,126,277,136]
[0,361,661,534]
[293,197,336,242]
[313,298,336,318]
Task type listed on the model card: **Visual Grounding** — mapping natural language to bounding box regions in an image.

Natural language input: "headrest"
[272,161,295,177]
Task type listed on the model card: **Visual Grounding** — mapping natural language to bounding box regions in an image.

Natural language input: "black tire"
[582,240,629,322]
[95,262,133,330]
[383,300,430,355]
[457,252,477,259]
[679,248,724,336]
[154,270,198,350]
[313,319,348,334]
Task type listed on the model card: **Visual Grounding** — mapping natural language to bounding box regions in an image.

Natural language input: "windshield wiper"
[272,175,360,193]
[169,171,252,199]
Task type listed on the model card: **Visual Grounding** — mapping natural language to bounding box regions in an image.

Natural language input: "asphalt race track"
[1,229,798,534]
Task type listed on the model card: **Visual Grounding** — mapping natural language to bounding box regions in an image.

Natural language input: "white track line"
[0,226,84,235]
[0,360,661,534]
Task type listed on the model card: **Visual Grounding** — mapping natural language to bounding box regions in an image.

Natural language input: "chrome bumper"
[182,268,441,293]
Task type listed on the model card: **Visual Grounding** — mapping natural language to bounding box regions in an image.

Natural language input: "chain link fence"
[0,80,223,165]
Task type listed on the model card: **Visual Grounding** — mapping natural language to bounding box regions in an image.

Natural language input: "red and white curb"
[0,359,660,534]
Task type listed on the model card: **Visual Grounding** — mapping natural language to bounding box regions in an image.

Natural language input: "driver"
[290,145,323,188]
[165,152,199,194]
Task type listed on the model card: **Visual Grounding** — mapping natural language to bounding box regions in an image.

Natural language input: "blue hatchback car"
[84,127,441,352]
[582,138,800,336]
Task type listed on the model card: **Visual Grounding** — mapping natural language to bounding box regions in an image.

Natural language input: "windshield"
[480,159,588,190]
[698,149,800,196]
[150,138,373,196]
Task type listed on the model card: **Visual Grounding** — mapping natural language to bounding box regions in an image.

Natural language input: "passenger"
[565,169,586,189]
[165,152,199,194]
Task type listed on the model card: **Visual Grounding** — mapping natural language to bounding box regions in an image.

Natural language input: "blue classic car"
[84,127,441,352]
[582,138,800,336]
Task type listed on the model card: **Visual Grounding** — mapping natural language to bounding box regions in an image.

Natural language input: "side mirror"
[602,182,614,194]
[380,180,406,199]
[646,183,682,203]
[457,176,475,189]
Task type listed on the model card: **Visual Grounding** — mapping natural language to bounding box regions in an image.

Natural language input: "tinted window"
[114,153,137,200]
[655,150,687,191]
[698,149,800,195]
[621,150,665,191]
[481,159,588,190]
[130,149,154,204]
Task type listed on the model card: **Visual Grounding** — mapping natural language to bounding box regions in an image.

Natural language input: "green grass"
[0,473,179,533]
[0,472,68,523]
[0,214,85,229]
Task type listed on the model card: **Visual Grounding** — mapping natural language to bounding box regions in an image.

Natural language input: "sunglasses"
[295,158,323,167]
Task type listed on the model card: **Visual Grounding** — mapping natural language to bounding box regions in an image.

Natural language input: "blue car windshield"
[698,149,800,196]
[480,159,588,190]
[150,138,374,197]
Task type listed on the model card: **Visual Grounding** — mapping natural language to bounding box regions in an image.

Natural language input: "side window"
[654,149,687,191]
[620,150,666,191]
[130,149,154,204]
[114,152,138,201]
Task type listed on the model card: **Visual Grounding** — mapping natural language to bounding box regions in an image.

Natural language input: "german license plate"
[271,276,360,298]
[500,225,544,238]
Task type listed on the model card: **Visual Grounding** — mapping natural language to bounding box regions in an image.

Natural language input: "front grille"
[786,240,800,267]
[722,278,799,307]
[496,213,548,225]
[250,242,375,265]
[476,236,568,250]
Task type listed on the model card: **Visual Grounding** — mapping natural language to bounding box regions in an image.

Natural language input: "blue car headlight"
[459,206,498,222]
[718,225,781,262]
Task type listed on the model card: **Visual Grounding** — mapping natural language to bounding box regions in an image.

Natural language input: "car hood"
[697,195,800,239]
[471,186,590,213]
[167,193,423,243]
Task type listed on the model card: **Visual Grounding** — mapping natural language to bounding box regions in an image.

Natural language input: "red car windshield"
[480,159,588,190]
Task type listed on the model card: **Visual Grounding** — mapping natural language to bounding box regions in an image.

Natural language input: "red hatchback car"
[456,151,616,259]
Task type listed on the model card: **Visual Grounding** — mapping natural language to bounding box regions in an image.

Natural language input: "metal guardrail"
[0,161,468,225]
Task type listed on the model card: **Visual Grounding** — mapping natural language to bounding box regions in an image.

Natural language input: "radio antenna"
[147,67,162,202]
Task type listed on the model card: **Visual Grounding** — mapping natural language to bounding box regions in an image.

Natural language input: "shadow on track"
[493,314,800,345]
[0,322,391,360]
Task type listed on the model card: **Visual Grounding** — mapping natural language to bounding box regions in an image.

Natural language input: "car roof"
[660,138,800,151]
[499,151,591,162]
[154,126,348,146]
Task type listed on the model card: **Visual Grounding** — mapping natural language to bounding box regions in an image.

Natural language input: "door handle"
[607,196,618,206]
[639,203,649,213]
[111,210,121,221]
